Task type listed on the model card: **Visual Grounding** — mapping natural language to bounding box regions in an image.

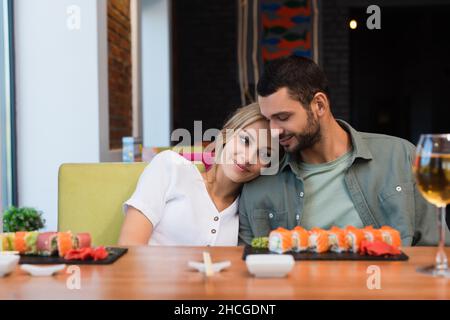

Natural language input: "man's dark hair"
[257,55,330,109]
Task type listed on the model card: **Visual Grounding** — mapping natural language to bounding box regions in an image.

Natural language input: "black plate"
[243,245,409,261]
[18,247,128,265]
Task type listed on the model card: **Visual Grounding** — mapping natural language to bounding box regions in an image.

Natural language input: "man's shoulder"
[339,120,416,160]
[359,131,415,147]
[358,131,416,158]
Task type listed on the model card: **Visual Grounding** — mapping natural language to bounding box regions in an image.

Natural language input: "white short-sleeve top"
[123,150,239,246]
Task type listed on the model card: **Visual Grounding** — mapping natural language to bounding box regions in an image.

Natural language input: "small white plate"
[246,254,294,278]
[0,251,19,256]
[0,255,20,277]
[188,260,231,274]
[20,264,66,277]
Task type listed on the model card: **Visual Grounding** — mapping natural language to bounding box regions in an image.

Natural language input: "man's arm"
[238,188,254,246]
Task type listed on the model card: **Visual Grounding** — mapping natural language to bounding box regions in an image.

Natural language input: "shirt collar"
[279,119,373,173]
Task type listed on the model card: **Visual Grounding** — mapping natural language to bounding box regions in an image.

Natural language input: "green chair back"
[58,163,147,246]
[58,160,206,246]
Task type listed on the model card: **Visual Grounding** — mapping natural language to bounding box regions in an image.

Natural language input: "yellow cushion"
[58,161,206,246]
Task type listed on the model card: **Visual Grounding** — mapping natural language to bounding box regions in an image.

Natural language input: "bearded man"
[238,55,449,246]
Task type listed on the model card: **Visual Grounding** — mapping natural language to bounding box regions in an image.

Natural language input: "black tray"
[19,247,128,265]
[243,245,409,261]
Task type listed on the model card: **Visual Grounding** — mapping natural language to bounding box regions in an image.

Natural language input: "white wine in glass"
[413,134,450,277]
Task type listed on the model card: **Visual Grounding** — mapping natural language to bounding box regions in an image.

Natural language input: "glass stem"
[435,205,448,271]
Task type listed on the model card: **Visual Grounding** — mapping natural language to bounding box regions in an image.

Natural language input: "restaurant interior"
[0,0,450,303]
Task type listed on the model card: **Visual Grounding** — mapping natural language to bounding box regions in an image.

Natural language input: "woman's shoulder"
[151,149,182,161]
[147,150,196,175]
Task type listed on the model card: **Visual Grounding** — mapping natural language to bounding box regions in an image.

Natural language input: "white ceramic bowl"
[246,254,294,278]
[20,264,66,277]
[0,255,20,277]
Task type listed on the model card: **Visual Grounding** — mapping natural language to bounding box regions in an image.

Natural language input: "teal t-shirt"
[298,149,364,230]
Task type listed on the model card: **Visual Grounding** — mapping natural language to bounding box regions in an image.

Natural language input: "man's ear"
[312,92,329,117]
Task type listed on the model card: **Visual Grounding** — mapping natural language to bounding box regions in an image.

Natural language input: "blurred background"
[0,0,449,230]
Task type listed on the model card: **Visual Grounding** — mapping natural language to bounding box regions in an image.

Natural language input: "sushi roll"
[14,232,27,254]
[4,233,15,251]
[291,226,309,252]
[0,234,6,251]
[72,233,92,249]
[37,232,58,256]
[363,226,383,242]
[308,228,330,253]
[268,227,292,254]
[327,226,349,253]
[57,232,74,257]
[345,226,365,253]
[24,231,39,255]
[0,233,13,251]
[380,226,401,249]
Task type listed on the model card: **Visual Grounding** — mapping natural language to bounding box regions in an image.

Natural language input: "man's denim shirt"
[239,120,450,246]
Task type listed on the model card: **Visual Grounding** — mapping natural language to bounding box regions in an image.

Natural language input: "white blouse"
[123,150,239,246]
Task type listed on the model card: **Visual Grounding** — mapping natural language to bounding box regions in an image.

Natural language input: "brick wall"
[108,0,132,149]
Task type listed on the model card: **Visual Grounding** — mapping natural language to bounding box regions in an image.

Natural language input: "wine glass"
[413,134,450,277]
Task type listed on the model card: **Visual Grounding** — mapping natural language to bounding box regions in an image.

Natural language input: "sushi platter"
[0,231,128,265]
[243,245,409,261]
[244,225,409,261]
[19,247,128,265]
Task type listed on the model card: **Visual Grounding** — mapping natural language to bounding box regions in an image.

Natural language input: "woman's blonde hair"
[220,102,266,144]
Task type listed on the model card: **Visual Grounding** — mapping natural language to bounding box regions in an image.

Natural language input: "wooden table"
[1,246,450,299]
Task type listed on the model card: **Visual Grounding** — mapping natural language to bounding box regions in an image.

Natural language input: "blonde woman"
[118,103,272,246]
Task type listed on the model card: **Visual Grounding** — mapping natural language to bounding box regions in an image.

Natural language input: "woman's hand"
[118,206,153,246]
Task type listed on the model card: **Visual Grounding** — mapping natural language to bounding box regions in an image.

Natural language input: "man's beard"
[281,110,321,153]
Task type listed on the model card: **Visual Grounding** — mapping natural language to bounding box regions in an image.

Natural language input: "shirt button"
[269,213,274,219]
[214,216,219,221]
[396,186,402,192]
[211,229,216,234]
[299,192,304,198]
